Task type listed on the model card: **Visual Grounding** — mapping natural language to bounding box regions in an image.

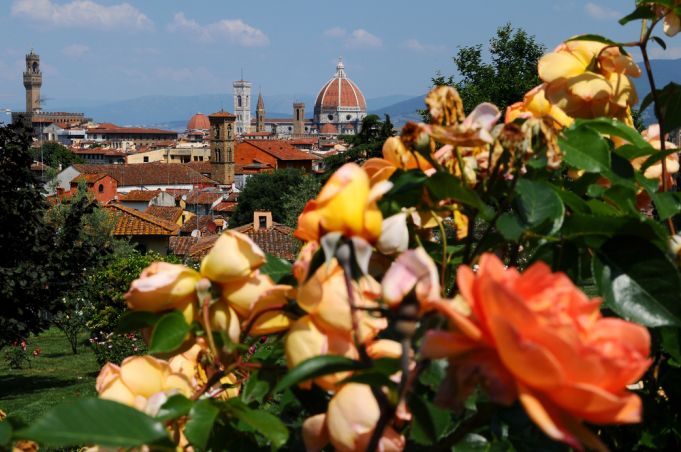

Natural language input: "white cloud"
[347,29,382,48]
[11,0,152,30]
[323,26,346,38]
[62,43,89,58]
[324,27,382,49]
[167,12,268,47]
[584,3,620,20]
[404,38,445,53]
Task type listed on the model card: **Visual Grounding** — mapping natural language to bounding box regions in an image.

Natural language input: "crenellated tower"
[23,50,42,113]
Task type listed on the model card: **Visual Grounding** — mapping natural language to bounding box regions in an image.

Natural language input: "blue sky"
[0,0,676,110]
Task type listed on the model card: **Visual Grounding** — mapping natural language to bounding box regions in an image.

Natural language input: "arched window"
[98,184,104,193]
[237,95,242,107]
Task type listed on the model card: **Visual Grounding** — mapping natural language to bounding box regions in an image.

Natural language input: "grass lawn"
[0,328,100,424]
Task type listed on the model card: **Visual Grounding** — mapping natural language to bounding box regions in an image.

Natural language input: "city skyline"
[0,0,676,111]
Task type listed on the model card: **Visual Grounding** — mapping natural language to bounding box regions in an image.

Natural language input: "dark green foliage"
[232,168,317,226]
[281,175,321,229]
[33,142,83,169]
[432,23,545,114]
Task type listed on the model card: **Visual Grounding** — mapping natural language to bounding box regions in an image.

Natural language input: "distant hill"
[50,92,418,129]
[369,94,426,128]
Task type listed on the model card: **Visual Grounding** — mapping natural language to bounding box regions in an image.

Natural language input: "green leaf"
[619,4,656,25]
[116,310,162,333]
[452,433,490,451]
[149,311,190,354]
[338,372,397,389]
[156,394,194,422]
[574,118,652,150]
[593,236,681,327]
[184,399,219,450]
[408,394,451,445]
[274,355,362,392]
[224,399,289,449]
[661,327,681,365]
[642,82,681,134]
[426,171,495,220]
[0,422,11,447]
[15,398,170,448]
[384,169,428,208]
[652,191,681,220]
[652,36,667,50]
[496,213,524,241]
[563,213,666,248]
[260,253,292,283]
[559,125,611,173]
[566,34,619,46]
[514,179,565,234]
[241,370,273,404]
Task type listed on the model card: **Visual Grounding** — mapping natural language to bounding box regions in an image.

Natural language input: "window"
[98,184,104,193]
[237,95,242,107]
[143,156,149,163]
[346,114,352,120]
[327,114,333,121]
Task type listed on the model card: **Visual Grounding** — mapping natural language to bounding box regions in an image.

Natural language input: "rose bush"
[9,3,681,451]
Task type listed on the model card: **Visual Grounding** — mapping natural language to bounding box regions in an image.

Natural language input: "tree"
[324,114,396,175]
[34,142,83,169]
[231,168,313,226]
[433,24,545,114]
[281,174,322,229]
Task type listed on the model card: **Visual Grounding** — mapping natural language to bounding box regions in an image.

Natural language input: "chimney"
[253,211,272,231]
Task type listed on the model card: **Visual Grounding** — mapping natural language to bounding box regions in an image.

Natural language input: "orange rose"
[505,84,573,128]
[200,230,266,283]
[295,163,386,243]
[421,253,651,450]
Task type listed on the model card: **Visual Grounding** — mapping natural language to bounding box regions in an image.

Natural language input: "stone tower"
[256,91,265,133]
[293,102,305,136]
[23,50,42,113]
[233,78,251,136]
[208,111,236,185]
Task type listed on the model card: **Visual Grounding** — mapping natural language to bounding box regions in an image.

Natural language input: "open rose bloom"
[422,254,651,450]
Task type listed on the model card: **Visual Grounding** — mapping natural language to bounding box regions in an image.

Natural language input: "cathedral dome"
[314,60,367,113]
[187,113,210,130]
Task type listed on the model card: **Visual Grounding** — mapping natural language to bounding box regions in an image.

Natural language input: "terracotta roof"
[314,61,366,112]
[187,113,210,130]
[72,173,109,184]
[289,138,318,145]
[209,111,236,118]
[31,161,50,171]
[146,205,183,223]
[169,236,199,257]
[165,188,191,201]
[102,204,180,236]
[87,126,178,135]
[180,215,222,235]
[239,140,319,161]
[233,223,298,261]
[185,190,224,205]
[121,189,162,202]
[72,148,126,156]
[320,123,338,134]
[72,163,218,186]
[212,201,237,212]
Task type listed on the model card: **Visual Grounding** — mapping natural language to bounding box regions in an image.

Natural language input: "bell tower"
[233,77,251,136]
[208,110,236,185]
[256,91,265,133]
[23,50,42,113]
[293,102,305,136]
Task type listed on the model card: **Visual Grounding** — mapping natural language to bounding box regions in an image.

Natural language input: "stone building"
[233,79,252,136]
[313,58,367,136]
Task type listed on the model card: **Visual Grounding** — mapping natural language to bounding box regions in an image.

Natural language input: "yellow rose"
[125,262,201,312]
[96,355,193,414]
[200,230,266,283]
[294,163,385,243]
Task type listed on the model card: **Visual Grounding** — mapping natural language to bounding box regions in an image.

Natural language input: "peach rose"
[96,355,193,415]
[302,383,405,452]
[538,40,640,120]
[381,247,440,309]
[125,262,200,312]
[297,258,386,343]
[200,230,266,283]
[631,124,680,186]
[421,253,651,450]
[295,163,387,243]
[505,84,574,128]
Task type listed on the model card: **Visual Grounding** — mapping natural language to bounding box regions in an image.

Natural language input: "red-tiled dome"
[187,113,210,130]
[314,60,366,112]
[320,123,338,134]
